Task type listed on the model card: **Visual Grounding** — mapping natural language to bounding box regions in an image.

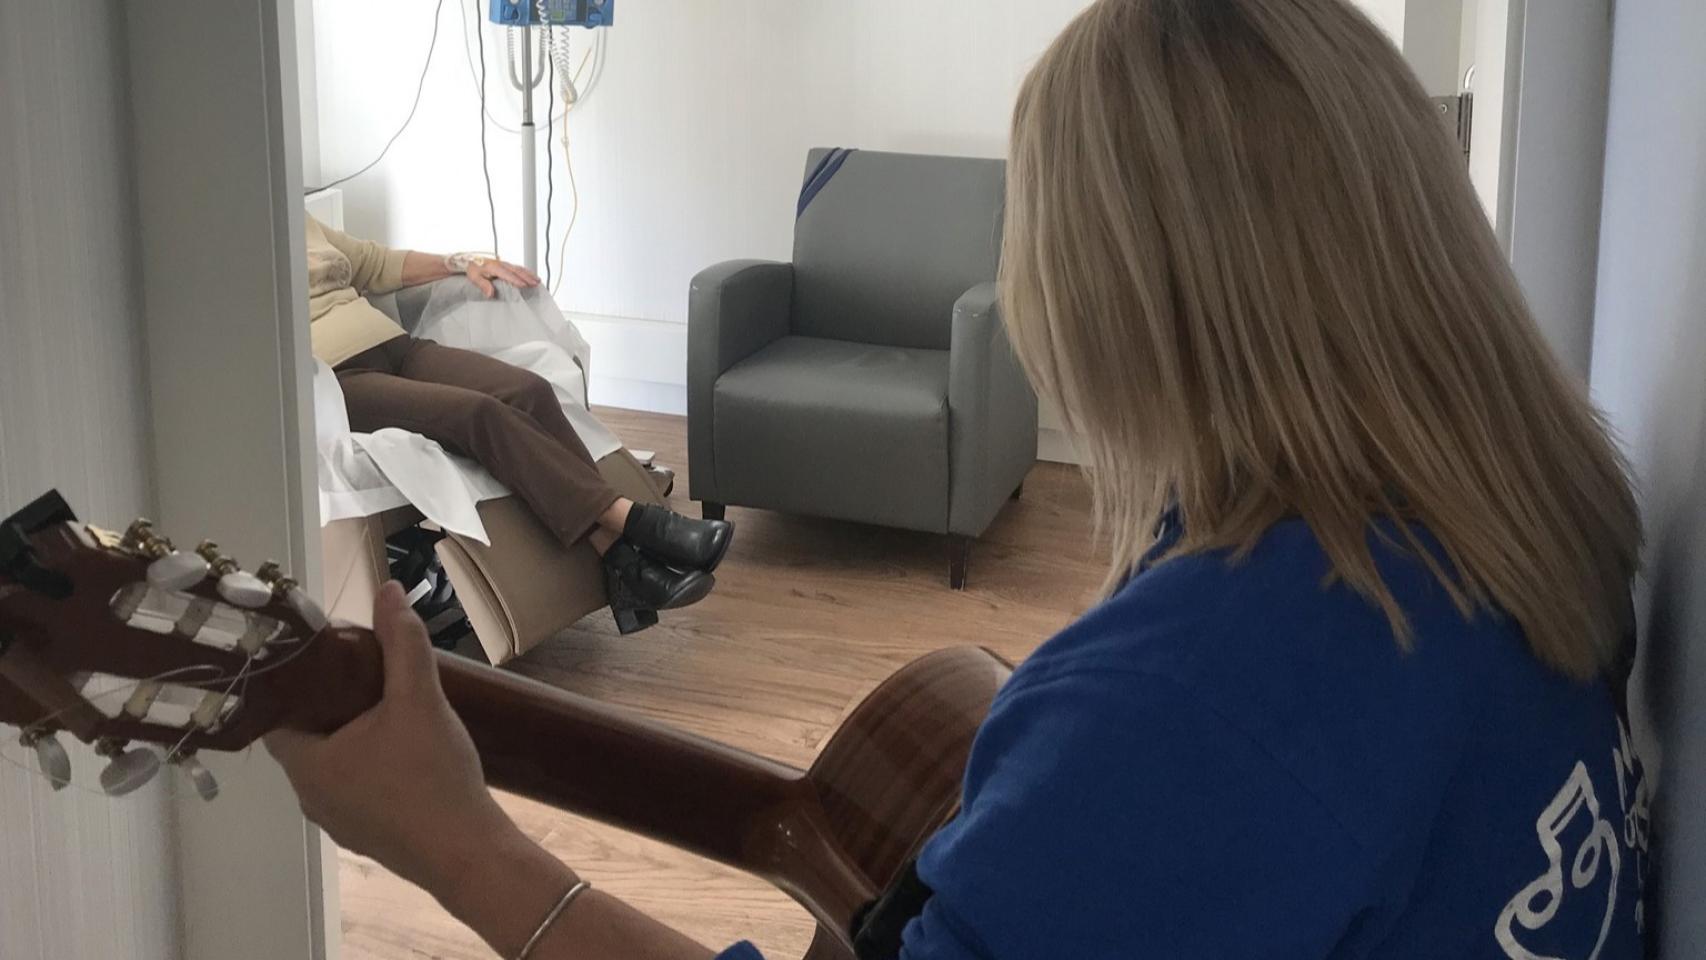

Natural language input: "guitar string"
[10,597,346,752]
[3,620,327,795]
[6,571,373,797]
[9,630,312,745]
[1,657,282,801]
[160,651,259,763]
[0,663,231,798]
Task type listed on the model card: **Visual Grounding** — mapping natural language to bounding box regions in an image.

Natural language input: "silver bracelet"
[515,879,591,960]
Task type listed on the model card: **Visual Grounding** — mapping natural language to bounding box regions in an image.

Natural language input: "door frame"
[1501,0,1618,379]
[125,1,332,958]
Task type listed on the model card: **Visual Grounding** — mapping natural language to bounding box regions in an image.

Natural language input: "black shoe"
[602,539,714,634]
[623,503,734,573]
[610,606,659,636]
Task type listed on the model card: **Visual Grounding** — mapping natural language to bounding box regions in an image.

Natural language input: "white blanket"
[315,284,621,545]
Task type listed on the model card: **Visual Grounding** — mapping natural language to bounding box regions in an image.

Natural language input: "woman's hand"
[267,583,725,960]
[465,257,541,298]
[265,582,519,894]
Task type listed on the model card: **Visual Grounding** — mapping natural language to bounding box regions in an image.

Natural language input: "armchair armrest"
[687,259,795,502]
[948,282,1039,537]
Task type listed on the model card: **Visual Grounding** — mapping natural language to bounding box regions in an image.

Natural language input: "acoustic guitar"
[0,490,1011,959]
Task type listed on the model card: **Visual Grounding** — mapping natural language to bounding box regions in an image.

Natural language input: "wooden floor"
[337,408,1101,960]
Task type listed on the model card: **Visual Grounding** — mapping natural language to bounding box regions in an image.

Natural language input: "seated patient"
[305,215,730,633]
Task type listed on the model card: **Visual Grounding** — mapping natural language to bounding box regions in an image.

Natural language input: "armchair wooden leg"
[1011,482,1024,501]
[702,501,726,521]
[948,535,971,590]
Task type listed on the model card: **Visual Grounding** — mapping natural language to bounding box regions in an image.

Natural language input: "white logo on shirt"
[1611,719,1653,932]
[1494,719,1649,960]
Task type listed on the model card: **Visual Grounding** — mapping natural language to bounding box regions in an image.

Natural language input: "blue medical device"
[488,0,614,28]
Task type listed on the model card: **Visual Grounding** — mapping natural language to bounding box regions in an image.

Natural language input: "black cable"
[306,0,447,194]
[461,0,525,134]
[475,1,501,256]
[544,50,556,290]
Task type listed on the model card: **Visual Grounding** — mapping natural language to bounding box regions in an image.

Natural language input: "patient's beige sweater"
[306,215,410,367]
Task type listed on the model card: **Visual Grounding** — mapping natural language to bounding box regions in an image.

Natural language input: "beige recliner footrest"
[320,448,667,666]
[320,505,421,626]
[433,448,667,665]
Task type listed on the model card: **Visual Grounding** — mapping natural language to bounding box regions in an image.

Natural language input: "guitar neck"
[284,626,878,939]
[435,654,812,870]
[286,626,811,872]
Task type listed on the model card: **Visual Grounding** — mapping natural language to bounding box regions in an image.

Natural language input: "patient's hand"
[465,257,541,298]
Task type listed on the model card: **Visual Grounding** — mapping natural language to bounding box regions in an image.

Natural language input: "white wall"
[0,5,179,960]
[308,0,1411,434]
[311,0,1095,321]
[296,0,322,185]
[305,0,1412,441]
[1589,0,1706,953]
[1402,0,1463,94]
[1505,0,1615,378]
[1458,0,1480,88]
[1358,0,1408,46]
[1469,0,1519,241]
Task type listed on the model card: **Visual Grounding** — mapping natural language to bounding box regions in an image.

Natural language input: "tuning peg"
[217,571,271,609]
[147,550,211,592]
[19,729,71,791]
[195,541,272,609]
[121,519,173,558]
[95,738,162,797]
[257,562,329,633]
[170,751,220,802]
[125,520,213,592]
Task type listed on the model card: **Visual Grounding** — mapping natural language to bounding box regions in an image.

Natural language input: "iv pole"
[496,0,608,275]
[510,30,545,273]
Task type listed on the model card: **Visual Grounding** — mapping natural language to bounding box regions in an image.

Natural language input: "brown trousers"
[335,336,619,547]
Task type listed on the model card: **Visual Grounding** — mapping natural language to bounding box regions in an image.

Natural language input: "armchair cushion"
[712,336,951,532]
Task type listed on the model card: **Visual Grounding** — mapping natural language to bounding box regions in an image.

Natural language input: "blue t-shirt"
[717,519,1654,959]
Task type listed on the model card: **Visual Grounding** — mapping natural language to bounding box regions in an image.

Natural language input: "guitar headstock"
[0,490,381,799]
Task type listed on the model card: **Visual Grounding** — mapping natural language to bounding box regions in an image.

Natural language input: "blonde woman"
[268,1,1653,957]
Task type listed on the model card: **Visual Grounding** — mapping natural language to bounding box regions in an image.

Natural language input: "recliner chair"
[320,279,668,664]
[688,149,1037,588]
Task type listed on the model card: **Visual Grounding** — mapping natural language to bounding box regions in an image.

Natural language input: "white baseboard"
[590,378,687,416]
[569,311,1084,464]
[1037,427,1083,465]
[570,311,690,416]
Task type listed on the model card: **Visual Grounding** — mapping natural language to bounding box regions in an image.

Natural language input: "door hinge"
[1430,92,1474,164]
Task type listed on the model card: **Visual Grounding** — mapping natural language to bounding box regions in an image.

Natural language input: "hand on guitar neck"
[267,582,718,960]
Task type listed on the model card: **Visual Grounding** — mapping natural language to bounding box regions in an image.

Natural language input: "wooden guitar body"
[796,649,1010,956]
[438,646,1010,959]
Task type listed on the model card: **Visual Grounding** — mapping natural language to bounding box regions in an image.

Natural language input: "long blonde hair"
[1003,0,1640,680]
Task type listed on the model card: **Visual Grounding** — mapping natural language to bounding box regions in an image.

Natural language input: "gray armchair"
[688,149,1037,588]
